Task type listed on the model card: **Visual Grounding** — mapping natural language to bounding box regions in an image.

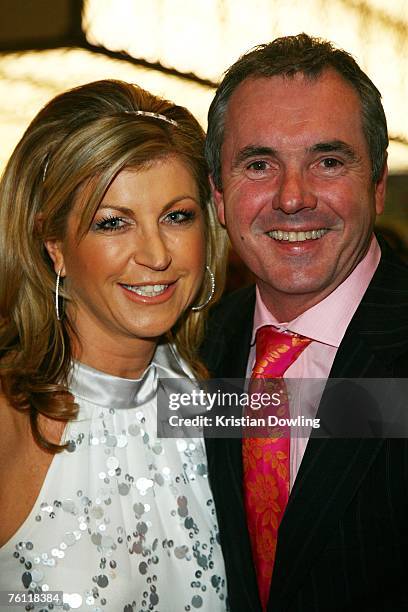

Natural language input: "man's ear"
[209,175,226,226]
[374,156,388,216]
[44,239,66,276]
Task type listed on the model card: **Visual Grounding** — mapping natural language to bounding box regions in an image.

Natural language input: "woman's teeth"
[268,229,328,242]
[123,284,169,296]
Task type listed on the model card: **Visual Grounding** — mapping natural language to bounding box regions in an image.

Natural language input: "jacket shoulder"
[206,284,256,332]
[200,285,255,375]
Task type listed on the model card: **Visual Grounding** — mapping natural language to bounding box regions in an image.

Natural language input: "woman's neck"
[71,334,159,379]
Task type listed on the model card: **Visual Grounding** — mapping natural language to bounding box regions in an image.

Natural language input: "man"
[202,34,408,611]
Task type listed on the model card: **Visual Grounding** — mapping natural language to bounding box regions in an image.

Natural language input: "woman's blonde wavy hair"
[0,79,227,452]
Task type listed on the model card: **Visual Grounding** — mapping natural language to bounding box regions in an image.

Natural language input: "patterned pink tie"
[243,326,312,610]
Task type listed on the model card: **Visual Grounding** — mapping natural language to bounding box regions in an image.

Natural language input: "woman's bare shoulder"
[0,388,65,449]
[0,391,26,461]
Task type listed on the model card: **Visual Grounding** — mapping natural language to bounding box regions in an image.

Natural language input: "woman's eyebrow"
[97,204,134,216]
[97,195,200,216]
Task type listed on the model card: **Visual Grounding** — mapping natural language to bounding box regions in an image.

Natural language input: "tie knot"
[252,326,312,378]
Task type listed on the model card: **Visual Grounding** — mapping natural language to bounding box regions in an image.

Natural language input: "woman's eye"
[164,209,196,225]
[94,216,127,232]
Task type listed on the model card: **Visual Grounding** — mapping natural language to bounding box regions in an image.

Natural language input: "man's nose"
[273,167,317,213]
[133,226,172,271]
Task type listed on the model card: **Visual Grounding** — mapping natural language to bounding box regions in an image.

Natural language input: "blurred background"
[1,0,407,288]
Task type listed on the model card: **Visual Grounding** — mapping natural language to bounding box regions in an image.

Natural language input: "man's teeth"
[123,284,169,296]
[268,229,328,242]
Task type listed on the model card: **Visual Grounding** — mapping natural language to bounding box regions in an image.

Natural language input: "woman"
[0,80,228,610]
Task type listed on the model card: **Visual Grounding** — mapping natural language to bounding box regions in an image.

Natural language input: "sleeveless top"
[0,344,228,611]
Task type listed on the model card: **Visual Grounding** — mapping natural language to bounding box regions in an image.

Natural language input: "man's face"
[213,70,387,320]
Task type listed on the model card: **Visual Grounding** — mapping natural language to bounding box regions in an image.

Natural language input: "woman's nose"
[132,227,172,271]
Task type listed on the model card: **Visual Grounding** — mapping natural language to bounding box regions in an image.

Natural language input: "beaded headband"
[42,110,178,182]
[124,110,178,127]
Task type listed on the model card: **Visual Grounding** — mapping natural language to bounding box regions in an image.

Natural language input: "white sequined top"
[0,344,228,611]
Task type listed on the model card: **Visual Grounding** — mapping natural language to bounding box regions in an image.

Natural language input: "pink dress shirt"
[246,235,381,488]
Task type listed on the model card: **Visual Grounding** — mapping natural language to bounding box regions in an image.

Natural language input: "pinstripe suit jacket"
[202,242,408,612]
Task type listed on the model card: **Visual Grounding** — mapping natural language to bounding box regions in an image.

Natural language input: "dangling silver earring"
[191,266,215,311]
[55,268,63,321]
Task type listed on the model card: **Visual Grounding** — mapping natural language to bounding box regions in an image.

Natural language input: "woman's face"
[47,156,206,355]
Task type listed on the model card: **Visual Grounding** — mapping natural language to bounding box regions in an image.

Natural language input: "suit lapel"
[269,244,408,609]
[215,287,255,378]
[329,241,408,378]
[205,287,261,609]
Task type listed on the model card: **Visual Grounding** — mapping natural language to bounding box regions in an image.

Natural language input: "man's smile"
[267,229,329,242]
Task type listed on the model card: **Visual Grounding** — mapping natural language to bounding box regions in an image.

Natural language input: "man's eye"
[247,160,269,172]
[164,209,196,225]
[320,158,342,169]
[94,216,126,231]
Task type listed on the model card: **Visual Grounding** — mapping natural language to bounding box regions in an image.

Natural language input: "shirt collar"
[252,235,381,348]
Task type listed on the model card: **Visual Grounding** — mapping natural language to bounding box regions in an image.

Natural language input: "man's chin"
[256,274,339,315]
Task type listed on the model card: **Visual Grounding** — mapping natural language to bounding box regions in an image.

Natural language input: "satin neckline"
[68,342,191,410]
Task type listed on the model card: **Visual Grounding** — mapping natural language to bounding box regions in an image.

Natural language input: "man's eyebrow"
[308,140,359,161]
[232,145,277,170]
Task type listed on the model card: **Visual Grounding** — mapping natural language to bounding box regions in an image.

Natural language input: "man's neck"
[256,235,381,324]
[257,287,329,323]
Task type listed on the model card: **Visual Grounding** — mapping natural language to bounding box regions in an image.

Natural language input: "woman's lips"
[119,281,177,304]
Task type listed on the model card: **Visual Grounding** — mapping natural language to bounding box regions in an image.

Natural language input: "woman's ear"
[44,239,66,276]
[36,213,66,276]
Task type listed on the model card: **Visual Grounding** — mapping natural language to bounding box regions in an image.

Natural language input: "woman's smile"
[47,156,206,355]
